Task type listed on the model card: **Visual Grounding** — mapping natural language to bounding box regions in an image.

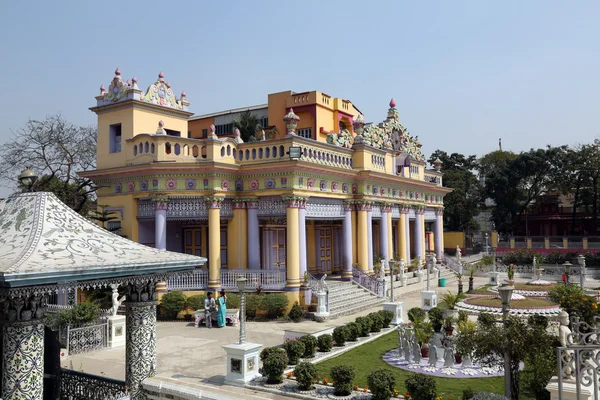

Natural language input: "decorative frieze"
[343,201,355,212]
[257,196,287,217]
[414,205,426,215]
[381,203,393,213]
[355,200,373,212]
[305,198,344,218]
[284,196,306,209]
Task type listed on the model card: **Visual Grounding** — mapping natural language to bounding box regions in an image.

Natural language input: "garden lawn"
[513,283,558,291]
[465,297,557,308]
[468,285,493,295]
[314,329,514,400]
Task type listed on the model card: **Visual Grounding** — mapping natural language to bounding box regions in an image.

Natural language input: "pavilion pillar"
[380,204,391,273]
[153,197,168,251]
[356,201,371,272]
[398,205,408,264]
[125,281,157,400]
[1,295,46,400]
[285,197,302,289]
[298,199,307,280]
[342,201,354,280]
[404,206,412,264]
[247,200,260,270]
[208,198,223,289]
[367,207,374,271]
[414,206,425,263]
[232,200,248,269]
[434,208,444,259]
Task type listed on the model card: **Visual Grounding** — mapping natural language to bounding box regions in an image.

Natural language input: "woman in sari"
[217,290,227,327]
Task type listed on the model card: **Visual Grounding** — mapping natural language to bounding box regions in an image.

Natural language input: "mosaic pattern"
[2,322,45,399]
[126,299,157,399]
[140,73,184,110]
[103,70,128,103]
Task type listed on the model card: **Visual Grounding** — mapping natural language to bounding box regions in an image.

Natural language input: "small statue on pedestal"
[110,286,126,317]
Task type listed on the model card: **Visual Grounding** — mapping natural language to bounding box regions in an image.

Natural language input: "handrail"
[306,271,328,311]
[352,267,385,297]
[444,257,463,275]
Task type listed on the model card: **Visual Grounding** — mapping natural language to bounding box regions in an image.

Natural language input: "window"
[215,123,233,136]
[109,124,122,153]
[202,128,208,138]
[165,129,181,137]
[187,131,191,138]
[339,121,347,130]
[297,128,312,139]
[260,117,268,129]
[107,221,122,235]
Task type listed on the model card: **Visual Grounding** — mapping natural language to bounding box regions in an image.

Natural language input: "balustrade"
[220,269,286,290]
[167,269,208,290]
[59,368,128,400]
[352,266,385,297]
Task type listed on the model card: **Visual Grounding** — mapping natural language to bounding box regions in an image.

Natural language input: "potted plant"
[443,316,455,336]
[414,320,434,357]
[303,272,309,285]
[373,254,383,276]
[507,263,515,284]
[455,319,477,365]
[428,307,445,333]
[440,290,465,318]
[468,265,476,292]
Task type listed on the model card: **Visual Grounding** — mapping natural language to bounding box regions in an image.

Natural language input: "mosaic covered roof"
[0,192,205,287]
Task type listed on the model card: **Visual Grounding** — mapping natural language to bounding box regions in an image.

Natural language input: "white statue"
[399,259,405,276]
[432,254,437,266]
[260,130,266,141]
[110,286,126,317]
[379,260,386,279]
[428,336,438,366]
[456,245,462,261]
[443,341,454,368]
[558,311,574,379]
[318,274,328,293]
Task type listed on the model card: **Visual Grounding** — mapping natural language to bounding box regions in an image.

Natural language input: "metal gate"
[66,320,109,355]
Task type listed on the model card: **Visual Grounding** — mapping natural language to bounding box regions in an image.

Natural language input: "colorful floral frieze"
[128,181,135,192]
[342,183,349,193]
[235,180,243,191]
[186,179,196,190]
[265,178,276,190]
[140,180,149,191]
[140,73,184,110]
[166,179,177,190]
[326,129,354,148]
[221,179,230,191]
[331,182,339,192]
[249,179,259,191]
[115,183,123,193]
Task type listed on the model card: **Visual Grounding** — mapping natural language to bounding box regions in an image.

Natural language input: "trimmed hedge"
[284,340,305,365]
[331,365,355,396]
[300,335,317,358]
[333,326,349,346]
[317,334,333,352]
[368,368,396,400]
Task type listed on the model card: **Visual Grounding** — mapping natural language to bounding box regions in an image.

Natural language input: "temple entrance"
[184,227,205,257]
[262,227,286,270]
[317,227,333,274]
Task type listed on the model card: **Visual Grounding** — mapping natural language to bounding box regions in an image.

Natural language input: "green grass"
[314,330,508,400]
[465,297,557,308]
[513,283,557,291]
[468,285,493,295]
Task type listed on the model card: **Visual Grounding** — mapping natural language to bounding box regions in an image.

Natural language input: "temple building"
[81,68,451,305]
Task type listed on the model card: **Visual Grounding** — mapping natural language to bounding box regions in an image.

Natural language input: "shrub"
[355,316,372,337]
[378,310,394,327]
[288,302,304,322]
[293,362,317,391]
[405,373,436,400]
[263,351,288,384]
[345,322,360,341]
[49,301,101,329]
[462,388,475,400]
[368,312,384,333]
[224,293,240,309]
[159,291,187,319]
[187,294,206,312]
[548,284,600,327]
[317,334,333,352]
[458,310,469,323]
[428,306,444,324]
[333,326,349,346]
[260,346,285,362]
[408,307,426,323]
[299,335,317,358]
[284,340,305,365]
[501,249,541,265]
[330,365,355,396]
[245,294,261,318]
[367,368,396,400]
[477,312,497,327]
[470,393,509,400]
[260,293,290,318]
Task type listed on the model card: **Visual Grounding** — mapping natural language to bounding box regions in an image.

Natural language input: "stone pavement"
[64,277,490,399]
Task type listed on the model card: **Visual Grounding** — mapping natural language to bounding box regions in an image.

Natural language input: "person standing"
[217,290,227,328]
[204,292,216,328]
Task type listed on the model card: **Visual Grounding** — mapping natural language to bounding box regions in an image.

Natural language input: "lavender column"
[342,202,353,279]
[414,208,424,261]
[299,200,307,278]
[380,207,390,261]
[434,209,444,259]
[153,197,168,251]
[405,212,411,263]
[367,208,373,270]
[247,200,260,269]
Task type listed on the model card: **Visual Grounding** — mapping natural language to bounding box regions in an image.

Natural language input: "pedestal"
[315,291,329,319]
[383,302,404,325]
[108,315,126,348]
[546,377,595,400]
[222,342,262,386]
[420,290,438,311]
[416,270,424,283]
[488,271,500,287]
[378,278,387,298]
[400,276,407,287]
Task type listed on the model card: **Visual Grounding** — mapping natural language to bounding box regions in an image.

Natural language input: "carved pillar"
[434,208,444,259]
[285,197,303,288]
[380,204,392,270]
[207,198,223,288]
[1,295,47,400]
[298,199,307,280]
[356,201,372,272]
[247,200,260,270]
[414,206,425,262]
[367,207,373,271]
[125,281,157,400]
[342,201,354,280]
[152,197,169,251]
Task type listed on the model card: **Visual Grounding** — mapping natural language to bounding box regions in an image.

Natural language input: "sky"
[1,1,599,197]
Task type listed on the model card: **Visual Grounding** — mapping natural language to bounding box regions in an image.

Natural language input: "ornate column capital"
[245,198,259,209]
[232,199,247,210]
[414,205,426,215]
[381,203,393,213]
[151,194,169,211]
[435,207,444,216]
[355,200,373,212]
[343,200,355,212]
[399,204,411,214]
[0,294,47,323]
[283,196,306,208]
[206,197,224,209]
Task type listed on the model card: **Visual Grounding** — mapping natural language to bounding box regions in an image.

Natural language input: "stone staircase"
[326,281,385,319]
[388,263,459,297]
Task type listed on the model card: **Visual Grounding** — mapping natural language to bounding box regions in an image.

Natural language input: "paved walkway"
[64,276,490,399]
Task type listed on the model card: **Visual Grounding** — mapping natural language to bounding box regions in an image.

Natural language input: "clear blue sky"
[1,1,599,196]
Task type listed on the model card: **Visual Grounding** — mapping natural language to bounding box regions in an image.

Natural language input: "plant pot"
[433,323,443,333]
[421,346,429,358]
[444,327,454,336]
[454,353,462,364]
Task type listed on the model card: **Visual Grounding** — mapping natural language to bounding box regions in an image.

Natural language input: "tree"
[0,114,98,215]
[89,205,121,232]
[233,110,262,142]
[472,314,557,400]
[428,150,481,232]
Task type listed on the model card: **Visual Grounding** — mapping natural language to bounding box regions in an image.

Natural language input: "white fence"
[221,269,286,290]
[167,269,209,290]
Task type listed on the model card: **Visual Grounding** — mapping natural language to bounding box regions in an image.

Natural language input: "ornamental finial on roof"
[433,157,443,171]
[181,90,186,98]
[156,120,166,135]
[353,114,366,135]
[115,67,121,76]
[208,124,217,139]
[100,85,105,95]
[166,82,171,89]
[283,108,300,136]
[132,76,138,89]
[158,71,164,80]
[389,98,396,108]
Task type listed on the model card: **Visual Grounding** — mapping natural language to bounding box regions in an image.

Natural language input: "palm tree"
[233,110,262,142]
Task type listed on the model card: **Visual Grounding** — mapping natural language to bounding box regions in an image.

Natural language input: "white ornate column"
[342,201,354,280]
[1,295,46,400]
[403,206,411,264]
[298,199,307,279]
[380,203,391,273]
[434,208,444,259]
[152,196,169,251]
[367,207,374,271]
[125,280,158,400]
[414,206,425,262]
[247,200,260,270]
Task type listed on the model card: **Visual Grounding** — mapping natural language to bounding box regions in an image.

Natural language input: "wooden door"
[318,227,332,274]
[184,228,203,257]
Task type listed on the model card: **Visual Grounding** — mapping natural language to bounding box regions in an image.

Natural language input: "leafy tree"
[233,110,262,142]
[428,150,481,232]
[89,204,120,232]
[0,114,98,215]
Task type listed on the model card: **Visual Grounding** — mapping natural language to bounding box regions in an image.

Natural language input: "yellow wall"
[96,194,139,242]
[444,232,465,250]
[188,117,215,139]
